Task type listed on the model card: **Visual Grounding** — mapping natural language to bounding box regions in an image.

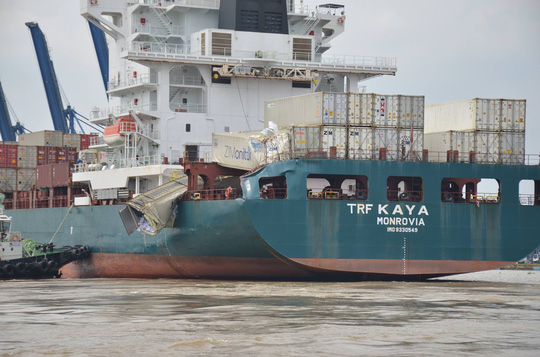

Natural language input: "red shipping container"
[0,144,18,168]
[0,144,6,167]
[80,134,98,150]
[37,146,49,165]
[67,147,78,163]
[36,164,53,188]
[52,162,71,187]
[56,148,67,163]
[48,147,59,164]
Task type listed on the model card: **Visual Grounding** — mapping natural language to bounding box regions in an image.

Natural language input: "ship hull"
[6,159,540,280]
[7,201,314,279]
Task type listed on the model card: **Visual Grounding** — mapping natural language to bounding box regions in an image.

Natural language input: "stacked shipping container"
[264,92,425,161]
[0,130,89,192]
[424,99,525,164]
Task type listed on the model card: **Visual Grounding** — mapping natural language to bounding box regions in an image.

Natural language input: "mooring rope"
[49,204,74,244]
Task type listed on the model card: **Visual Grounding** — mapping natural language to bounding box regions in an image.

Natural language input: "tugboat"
[0,194,89,279]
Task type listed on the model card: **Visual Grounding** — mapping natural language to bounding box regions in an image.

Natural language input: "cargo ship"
[1,0,539,280]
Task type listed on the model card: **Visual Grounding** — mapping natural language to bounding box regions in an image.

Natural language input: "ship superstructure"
[81,0,396,170]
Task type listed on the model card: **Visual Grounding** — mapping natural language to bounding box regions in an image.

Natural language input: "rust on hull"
[60,253,315,279]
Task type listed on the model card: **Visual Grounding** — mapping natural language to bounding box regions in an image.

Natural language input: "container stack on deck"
[212,92,426,171]
[264,92,425,161]
[424,99,526,164]
[348,93,425,160]
[0,131,97,208]
[264,92,349,158]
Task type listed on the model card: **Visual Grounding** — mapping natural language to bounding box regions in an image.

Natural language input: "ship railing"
[130,0,220,8]
[288,148,423,161]
[321,55,397,69]
[131,41,190,55]
[441,191,501,204]
[171,102,207,113]
[307,188,368,201]
[91,103,158,119]
[260,187,287,199]
[133,24,186,37]
[170,74,205,86]
[519,194,540,206]
[289,3,344,16]
[386,190,423,202]
[470,193,501,204]
[427,151,537,165]
[108,73,157,90]
[184,188,238,201]
[117,155,161,168]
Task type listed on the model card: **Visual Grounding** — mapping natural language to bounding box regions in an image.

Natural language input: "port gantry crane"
[0,81,29,142]
[25,22,104,135]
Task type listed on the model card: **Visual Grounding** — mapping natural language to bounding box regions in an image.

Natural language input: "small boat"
[0,213,89,279]
[102,118,137,146]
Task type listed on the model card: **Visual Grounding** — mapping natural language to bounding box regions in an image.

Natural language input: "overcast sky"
[0,0,539,153]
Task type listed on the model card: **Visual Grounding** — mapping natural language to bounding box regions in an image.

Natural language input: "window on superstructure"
[212,32,232,56]
[387,176,423,202]
[307,174,368,200]
[292,38,312,61]
[186,124,191,132]
[519,180,539,206]
[259,176,287,199]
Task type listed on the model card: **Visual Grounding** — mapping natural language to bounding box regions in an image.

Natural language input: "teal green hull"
[6,159,540,279]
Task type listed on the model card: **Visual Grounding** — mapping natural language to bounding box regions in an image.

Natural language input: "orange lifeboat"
[103,118,137,146]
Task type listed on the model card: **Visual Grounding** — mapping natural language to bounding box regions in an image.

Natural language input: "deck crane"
[25,22,104,134]
[0,81,29,142]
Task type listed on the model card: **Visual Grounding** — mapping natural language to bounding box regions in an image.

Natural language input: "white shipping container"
[348,127,373,160]
[63,133,81,149]
[373,95,399,127]
[373,128,399,160]
[500,99,526,132]
[17,146,37,168]
[399,95,425,129]
[18,130,63,147]
[323,93,347,125]
[398,128,424,161]
[322,126,347,158]
[348,93,374,126]
[425,98,501,133]
[17,169,36,191]
[475,131,500,164]
[424,131,476,162]
[212,132,266,171]
[290,126,321,156]
[264,92,347,128]
[499,131,525,165]
[0,168,17,192]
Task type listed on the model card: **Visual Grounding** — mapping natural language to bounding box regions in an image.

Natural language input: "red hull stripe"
[290,258,515,276]
[61,253,312,279]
